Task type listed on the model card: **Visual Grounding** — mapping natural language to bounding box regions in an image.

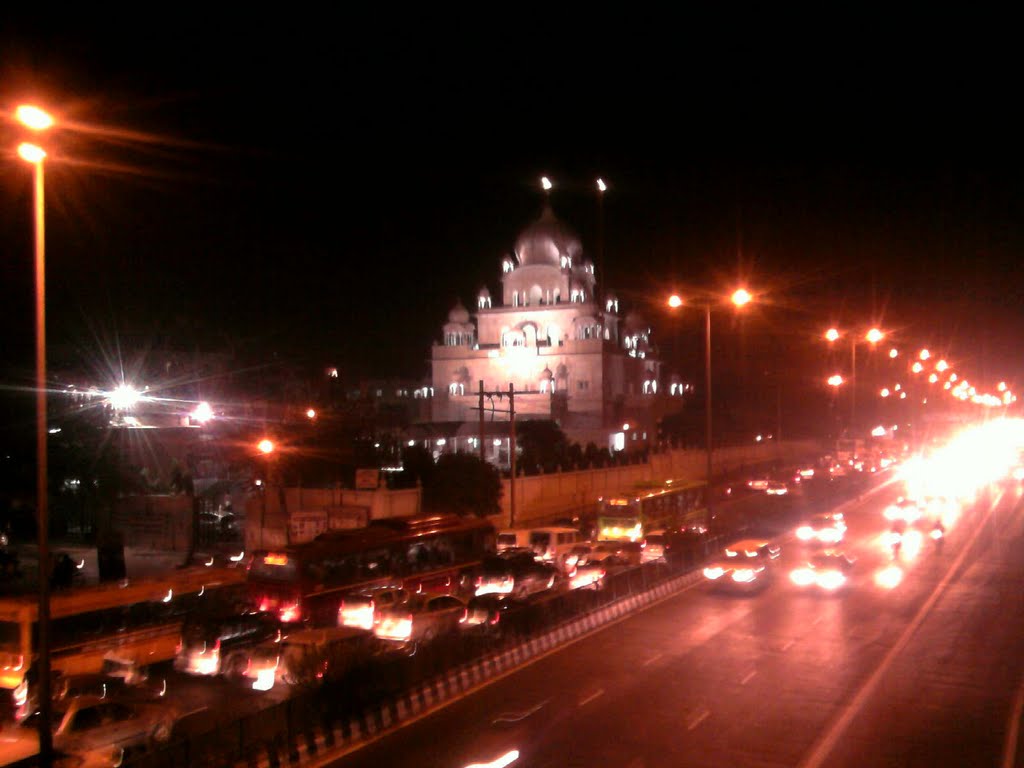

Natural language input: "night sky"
[1,18,1022,417]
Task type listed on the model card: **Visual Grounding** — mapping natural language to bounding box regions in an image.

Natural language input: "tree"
[516,420,570,473]
[423,453,502,517]
[397,444,435,489]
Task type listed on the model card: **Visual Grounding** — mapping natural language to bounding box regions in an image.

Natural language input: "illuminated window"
[540,379,549,394]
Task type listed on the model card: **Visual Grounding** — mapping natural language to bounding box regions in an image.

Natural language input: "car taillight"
[258,598,271,613]
[489,613,500,625]
[214,639,221,651]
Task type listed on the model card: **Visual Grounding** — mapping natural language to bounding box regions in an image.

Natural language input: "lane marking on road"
[1001,672,1024,768]
[799,487,1006,768]
[578,688,604,707]
[643,653,663,667]
[687,707,711,730]
[741,670,757,685]
[492,699,549,725]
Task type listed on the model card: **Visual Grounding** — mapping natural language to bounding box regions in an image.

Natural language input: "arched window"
[503,259,514,273]
[539,378,549,394]
[643,380,651,395]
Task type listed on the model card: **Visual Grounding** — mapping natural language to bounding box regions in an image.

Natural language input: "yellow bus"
[0,565,246,700]
[596,479,709,542]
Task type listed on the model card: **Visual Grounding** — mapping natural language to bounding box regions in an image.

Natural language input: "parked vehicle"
[474,552,558,599]
[374,594,467,648]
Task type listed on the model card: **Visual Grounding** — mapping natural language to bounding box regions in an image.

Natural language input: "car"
[174,611,282,677]
[746,478,771,491]
[459,595,546,639]
[702,539,781,592]
[789,551,856,591]
[585,541,643,566]
[474,552,558,599]
[883,497,923,524]
[565,559,607,590]
[766,481,789,496]
[21,694,178,754]
[795,512,847,545]
[641,530,669,564]
[374,594,467,647]
[244,626,376,690]
[338,586,411,630]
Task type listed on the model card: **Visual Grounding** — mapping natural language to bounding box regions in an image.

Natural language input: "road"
[320,479,1024,768]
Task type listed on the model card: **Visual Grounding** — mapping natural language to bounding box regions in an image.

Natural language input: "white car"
[795,513,846,545]
[790,551,856,592]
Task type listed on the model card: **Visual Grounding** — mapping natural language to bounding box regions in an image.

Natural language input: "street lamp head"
[825,328,840,342]
[827,374,844,387]
[731,288,752,307]
[667,294,683,309]
[919,349,930,360]
[880,388,890,397]
[540,176,552,191]
[936,359,949,372]
[15,105,54,131]
[912,362,924,374]
[865,328,884,344]
[17,142,46,164]
[889,348,899,359]
[258,438,275,455]
[306,408,316,420]
[596,177,607,193]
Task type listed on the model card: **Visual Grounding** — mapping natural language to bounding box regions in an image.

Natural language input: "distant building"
[423,205,681,462]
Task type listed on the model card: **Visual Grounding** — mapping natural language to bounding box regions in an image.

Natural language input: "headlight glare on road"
[874,565,903,590]
[790,567,816,587]
[796,526,814,540]
[816,570,846,591]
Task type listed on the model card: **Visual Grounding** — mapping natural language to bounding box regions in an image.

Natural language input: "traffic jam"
[5,420,1024,767]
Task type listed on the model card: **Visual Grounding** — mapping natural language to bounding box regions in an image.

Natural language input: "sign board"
[355,469,380,490]
[289,511,328,543]
[327,505,369,530]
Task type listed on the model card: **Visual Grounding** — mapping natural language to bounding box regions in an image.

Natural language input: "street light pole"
[704,303,713,531]
[17,110,54,764]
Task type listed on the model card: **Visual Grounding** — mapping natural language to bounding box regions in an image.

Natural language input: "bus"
[248,513,495,627]
[0,565,246,712]
[596,479,708,542]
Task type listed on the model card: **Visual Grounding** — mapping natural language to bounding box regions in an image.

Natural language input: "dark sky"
[1,17,1022,401]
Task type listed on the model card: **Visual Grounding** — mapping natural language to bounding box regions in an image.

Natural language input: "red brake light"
[214,639,221,651]
[489,613,500,625]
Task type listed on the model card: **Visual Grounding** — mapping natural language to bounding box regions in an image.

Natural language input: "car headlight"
[796,526,814,540]
[790,567,816,587]
[816,570,846,590]
[703,566,725,580]
[732,568,756,583]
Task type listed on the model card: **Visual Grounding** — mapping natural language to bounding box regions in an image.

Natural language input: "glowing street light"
[911,362,924,374]
[16,104,54,131]
[667,294,683,309]
[731,288,752,307]
[880,388,890,398]
[828,374,845,387]
[258,439,275,455]
[889,348,899,359]
[919,349,930,360]
[825,328,840,342]
[108,384,141,410]
[936,359,949,372]
[596,177,607,193]
[866,328,884,344]
[928,373,939,384]
[306,408,317,420]
[540,176,552,191]
[191,401,214,424]
[998,381,1008,392]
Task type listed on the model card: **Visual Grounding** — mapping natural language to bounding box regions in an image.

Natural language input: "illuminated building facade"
[427,206,680,459]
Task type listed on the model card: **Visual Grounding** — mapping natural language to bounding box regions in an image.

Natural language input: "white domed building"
[422,206,677,462]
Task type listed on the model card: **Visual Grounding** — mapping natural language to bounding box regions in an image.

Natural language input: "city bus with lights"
[248,513,495,628]
[0,565,245,717]
[596,479,708,542]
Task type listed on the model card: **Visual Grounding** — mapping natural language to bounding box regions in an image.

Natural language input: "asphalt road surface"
[320,480,1024,768]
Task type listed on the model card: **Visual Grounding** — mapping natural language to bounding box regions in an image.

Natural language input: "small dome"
[448,300,470,324]
[514,206,583,268]
[540,366,553,380]
[478,286,491,297]
[624,311,646,329]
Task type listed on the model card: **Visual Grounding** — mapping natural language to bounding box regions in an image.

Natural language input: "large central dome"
[514,206,583,268]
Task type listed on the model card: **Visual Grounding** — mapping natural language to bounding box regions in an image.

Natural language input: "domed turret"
[514,206,583,269]
[448,300,470,324]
